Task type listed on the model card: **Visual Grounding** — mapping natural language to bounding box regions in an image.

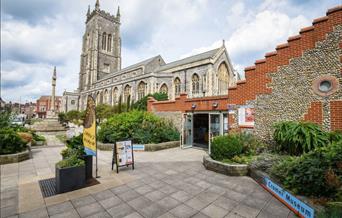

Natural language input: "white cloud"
[1,0,340,103]
[226,10,310,59]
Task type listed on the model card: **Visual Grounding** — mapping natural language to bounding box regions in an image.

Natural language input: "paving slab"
[169,204,198,218]
[49,209,80,218]
[99,196,123,209]
[201,204,229,218]
[71,195,97,208]
[1,144,295,218]
[107,203,135,218]
[157,196,181,211]
[140,202,168,218]
[47,201,74,216]
[76,202,104,217]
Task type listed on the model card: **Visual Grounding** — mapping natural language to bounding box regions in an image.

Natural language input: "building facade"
[62,0,237,112]
[148,6,342,150]
[36,96,62,118]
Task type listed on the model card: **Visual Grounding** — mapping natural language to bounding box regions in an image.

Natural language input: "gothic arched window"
[124,85,131,103]
[174,77,181,97]
[104,89,109,104]
[192,74,200,95]
[107,34,112,52]
[160,84,168,95]
[96,91,101,105]
[112,87,118,105]
[218,62,229,95]
[137,82,146,100]
[102,32,107,50]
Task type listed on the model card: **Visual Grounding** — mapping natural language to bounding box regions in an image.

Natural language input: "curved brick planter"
[0,150,30,165]
[97,141,179,151]
[203,155,248,176]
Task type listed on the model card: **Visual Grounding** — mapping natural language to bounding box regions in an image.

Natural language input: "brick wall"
[303,102,323,125]
[331,100,342,130]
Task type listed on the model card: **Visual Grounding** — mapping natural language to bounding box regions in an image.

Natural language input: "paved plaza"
[0,134,295,218]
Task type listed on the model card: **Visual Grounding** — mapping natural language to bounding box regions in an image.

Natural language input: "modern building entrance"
[181,112,229,153]
[193,114,209,149]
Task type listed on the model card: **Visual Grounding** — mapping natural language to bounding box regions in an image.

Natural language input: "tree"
[126,95,131,112]
[96,104,115,122]
[118,95,122,114]
[132,92,168,111]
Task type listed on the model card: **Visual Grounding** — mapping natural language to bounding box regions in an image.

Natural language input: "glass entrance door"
[209,113,221,154]
[181,113,193,149]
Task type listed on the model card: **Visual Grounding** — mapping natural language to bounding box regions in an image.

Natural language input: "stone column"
[51,66,57,112]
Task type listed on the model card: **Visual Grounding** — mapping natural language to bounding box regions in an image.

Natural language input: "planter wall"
[97,141,180,151]
[83,155,93,180]
[55,165,86,194]
[203,155,248,176]
[145,141,179,151]
[0,150,30,165]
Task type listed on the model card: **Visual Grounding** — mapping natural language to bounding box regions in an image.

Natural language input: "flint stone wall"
[154,111,182,131]
[255,25,342,141]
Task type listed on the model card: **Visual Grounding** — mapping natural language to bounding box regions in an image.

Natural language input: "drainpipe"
[184,70,187,93]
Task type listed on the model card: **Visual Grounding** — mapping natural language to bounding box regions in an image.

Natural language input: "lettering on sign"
[264,177,314,218]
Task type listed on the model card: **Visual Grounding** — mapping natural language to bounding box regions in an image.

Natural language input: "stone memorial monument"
[31,67,66,132]
[46,67,58,119]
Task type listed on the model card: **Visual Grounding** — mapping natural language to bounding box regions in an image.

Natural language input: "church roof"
[158,47,221,71]
[99,55,164,82]
[120,55,162,73]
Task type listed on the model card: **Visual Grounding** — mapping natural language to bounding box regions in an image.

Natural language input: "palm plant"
[273,121,329,155]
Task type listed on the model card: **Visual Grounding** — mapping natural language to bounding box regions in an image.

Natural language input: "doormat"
[38,178,100,198]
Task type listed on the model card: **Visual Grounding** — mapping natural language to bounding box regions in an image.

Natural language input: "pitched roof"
[100,55,163,81]
[120,55,162,72]
[159,47,221,71]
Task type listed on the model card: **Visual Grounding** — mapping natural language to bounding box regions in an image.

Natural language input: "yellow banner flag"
[83,95,96,156]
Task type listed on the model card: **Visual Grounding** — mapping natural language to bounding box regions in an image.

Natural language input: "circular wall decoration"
[312,76,339,97]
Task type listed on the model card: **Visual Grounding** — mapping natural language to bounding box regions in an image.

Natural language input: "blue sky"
[1,0,340,103]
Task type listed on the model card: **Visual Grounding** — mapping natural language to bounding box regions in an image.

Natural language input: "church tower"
[79,0,121,91]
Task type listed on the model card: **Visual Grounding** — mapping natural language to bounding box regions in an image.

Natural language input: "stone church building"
[62,0,237,112]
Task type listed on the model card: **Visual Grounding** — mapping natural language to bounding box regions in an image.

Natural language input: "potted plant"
[62,134,93,180]
[55,154,85,193]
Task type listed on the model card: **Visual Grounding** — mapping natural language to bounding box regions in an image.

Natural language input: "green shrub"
[56,154,85,169]
[33,134,46,142]
[98,110,179,144]
[0,128,27,155]
[250,153,291,174]
[317,203,342,218]
[231,154,256,164]
[96,104,115,121]
[132,92,168,111]
[239,132,266,155]
[328,130,342,143]
[211,134,243,160]
[66,134,85,157]
[65,110,85,124]
[273,121,329,155]
[270,156,298,183]
[271,141,342,198]
[0,111,11,128]
[58,112,67,123]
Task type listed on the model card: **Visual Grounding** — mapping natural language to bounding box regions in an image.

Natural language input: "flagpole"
[95,105,99,178]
